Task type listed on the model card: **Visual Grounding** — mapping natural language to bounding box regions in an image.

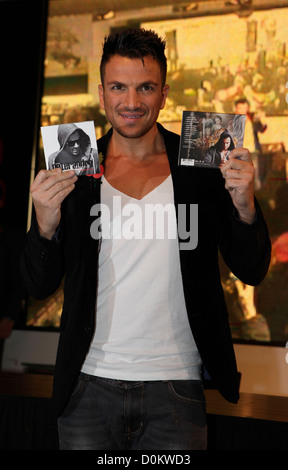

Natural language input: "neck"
[108,123,165,161]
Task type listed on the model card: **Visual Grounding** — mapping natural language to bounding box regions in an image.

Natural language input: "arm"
[219,148,271,285]
[220,147,256,224]
[20,215,65,299]
[219,196,271,286]
[31,168,77,239]
[20,169,77,299]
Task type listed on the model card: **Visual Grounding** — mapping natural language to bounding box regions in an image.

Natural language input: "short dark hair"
[235,98,250,107]
[100,28,167,86]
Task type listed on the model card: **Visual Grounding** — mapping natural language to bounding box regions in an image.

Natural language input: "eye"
[140,84,154,92]
[111,84,125,91]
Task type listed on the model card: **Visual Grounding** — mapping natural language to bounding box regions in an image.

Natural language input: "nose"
[124,88,141,109]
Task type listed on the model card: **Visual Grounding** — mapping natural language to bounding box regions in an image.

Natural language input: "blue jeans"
[58,373,207,450]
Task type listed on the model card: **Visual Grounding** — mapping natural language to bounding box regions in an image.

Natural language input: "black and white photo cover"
[178,111,246,169]
[41,121,100,176]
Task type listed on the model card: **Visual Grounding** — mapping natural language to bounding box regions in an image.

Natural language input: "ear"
[160,84,169,110]
[98,84,105,110]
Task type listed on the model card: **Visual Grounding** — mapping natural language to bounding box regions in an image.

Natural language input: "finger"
[224,168,254,182]
[50,181,76,205]
[220,158,254,181]
[33,168,62,185]
[224,178,248,190]
[227,147,251,163]
[33,176,78,203]
[32,171,77,196]
[33,169,75,188]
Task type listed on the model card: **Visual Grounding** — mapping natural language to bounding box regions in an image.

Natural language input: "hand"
[30,168,78,240]
[220,148,256,224]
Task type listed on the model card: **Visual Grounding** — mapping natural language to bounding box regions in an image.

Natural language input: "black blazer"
[21,124,271,416]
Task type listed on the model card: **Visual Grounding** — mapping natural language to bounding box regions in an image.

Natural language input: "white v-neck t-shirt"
[81,174,201,380]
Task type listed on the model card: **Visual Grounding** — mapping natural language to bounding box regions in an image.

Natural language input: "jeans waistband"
[80,372,201,390]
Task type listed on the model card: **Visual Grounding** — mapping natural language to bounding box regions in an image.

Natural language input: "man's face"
[66,131,81,157]
[235,103,249,115]
[223,137,231,150]
[98,55,169,139]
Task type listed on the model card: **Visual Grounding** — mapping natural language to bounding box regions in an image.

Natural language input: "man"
[21,28,271,450]
[204,129,235,167]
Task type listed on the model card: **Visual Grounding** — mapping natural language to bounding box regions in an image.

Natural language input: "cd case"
[178,111,246,169]
[41,121,100,176]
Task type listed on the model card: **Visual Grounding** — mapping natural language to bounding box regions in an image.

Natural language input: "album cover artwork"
[41,121,100,176]
[178,111,246,169]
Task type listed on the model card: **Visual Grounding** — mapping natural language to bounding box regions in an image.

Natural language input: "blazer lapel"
[73,130,112,299]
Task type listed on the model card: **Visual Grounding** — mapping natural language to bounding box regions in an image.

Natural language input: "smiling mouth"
[119,113,144,120]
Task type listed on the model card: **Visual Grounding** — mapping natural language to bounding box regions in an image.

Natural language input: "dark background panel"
[0,0,47,229]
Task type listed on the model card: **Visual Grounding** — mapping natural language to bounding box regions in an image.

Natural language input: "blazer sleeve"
[219,196,271,286]
[20,214,65,300]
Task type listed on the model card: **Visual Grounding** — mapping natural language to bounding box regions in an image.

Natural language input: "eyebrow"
[106,80,160,87]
